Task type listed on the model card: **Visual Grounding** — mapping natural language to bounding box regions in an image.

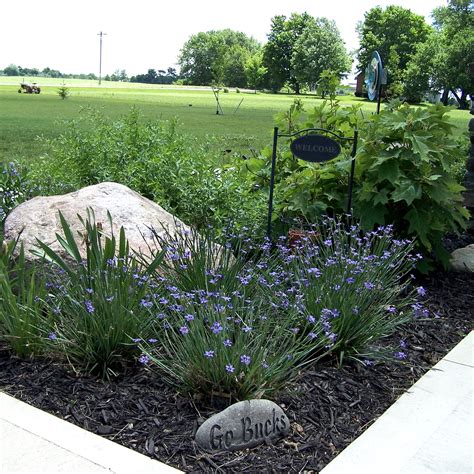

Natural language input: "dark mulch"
[0,270,472,473]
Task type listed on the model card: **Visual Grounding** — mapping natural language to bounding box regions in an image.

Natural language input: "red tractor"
[18,82,41,94]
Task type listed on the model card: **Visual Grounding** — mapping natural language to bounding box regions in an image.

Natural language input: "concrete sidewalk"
[0,392,181,473]
[1,332,472,473]
[321,331,473,474]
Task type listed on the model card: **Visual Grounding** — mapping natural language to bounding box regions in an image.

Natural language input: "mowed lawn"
[0,78,470,164]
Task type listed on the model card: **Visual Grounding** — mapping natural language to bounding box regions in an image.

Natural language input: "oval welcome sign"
[290,134,341,163]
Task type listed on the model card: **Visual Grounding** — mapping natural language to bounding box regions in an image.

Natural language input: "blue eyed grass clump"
[277,218,422,363]
[33,209,165,378]
[0,239,49,357]
[137,225,322,400]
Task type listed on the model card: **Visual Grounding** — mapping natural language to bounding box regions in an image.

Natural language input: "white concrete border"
[0,392,181,473]
[320,331,474,474]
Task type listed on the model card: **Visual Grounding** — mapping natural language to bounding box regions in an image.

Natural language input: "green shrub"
[34,209,165,378]
[247,100,469,269]
[0,240,49,357]
[355,102,469,269]
[29,107,266,235]
[137,220,422,399]
[1,162,31,227]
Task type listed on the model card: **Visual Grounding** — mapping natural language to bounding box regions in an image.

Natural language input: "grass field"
[0,77,470,164]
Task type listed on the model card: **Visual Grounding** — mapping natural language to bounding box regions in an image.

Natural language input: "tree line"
[0,64,98,80]
[177,1,472,106]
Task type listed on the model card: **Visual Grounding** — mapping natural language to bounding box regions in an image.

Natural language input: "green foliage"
[29,107,265,234]
[316,70,342,100]
[250,99,468,267]
[0,162,31,226]
[57,84,70,100]
[355,102,469,268]
[137,220,420,399]
[33,209,165,378]
[291,19,352,89]
[431,1,473,108]
[244,99,362,227]
[245,51,267,93]
[0,240,48,357]
[356,5,432,95]
[262,12,315,93]
[178,29,260,87]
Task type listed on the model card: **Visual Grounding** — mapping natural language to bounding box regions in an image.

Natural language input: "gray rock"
[195,400,290,451]
[450,244,474,272]
[4,182,190,260]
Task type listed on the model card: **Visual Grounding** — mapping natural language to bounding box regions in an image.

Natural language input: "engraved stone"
[195,399,290,451]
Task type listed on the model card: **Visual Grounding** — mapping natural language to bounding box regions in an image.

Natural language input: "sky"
[1,0,447,76]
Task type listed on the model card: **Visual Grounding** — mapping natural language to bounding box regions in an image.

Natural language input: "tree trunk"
[451,89,469,109]
[441,88,449,105]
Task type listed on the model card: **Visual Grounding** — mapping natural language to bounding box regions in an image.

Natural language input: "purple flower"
[48,332,57,341]
[184,313,194,322]
[394,351,407,360]
[204,350,215,358]
[241,325,252,333]
[179,325,189,335]
[307,315,315,324]
[417,286,427,297]
[387,305,397,314]
[308,267,322,277]
[85,288,94,294]
[240,354,251,365]
[364,282,375,290]
[261,361,269,369]
[140,299,153,308]
[148,338,158,343]
[225,364,235,373]
[223,339,233,347]
[346,277,355,284]
[308,332,317,339]
[399,339,408,349]
[138,354,150,364]
[84,300,95,314]
[210,321,223,334]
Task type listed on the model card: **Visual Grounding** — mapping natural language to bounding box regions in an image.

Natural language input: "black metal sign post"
[266,127,358,239]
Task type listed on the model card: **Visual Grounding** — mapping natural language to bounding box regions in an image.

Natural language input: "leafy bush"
[246,100,469,268]
[243,99,361,229]
[29,107,266,235]
[34,210,165,378]
[355,102,469,269]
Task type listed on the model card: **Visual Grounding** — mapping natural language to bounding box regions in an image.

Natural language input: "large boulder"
[4,182,190,260]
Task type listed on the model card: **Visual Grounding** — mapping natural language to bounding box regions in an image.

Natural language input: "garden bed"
[0,269,471,473]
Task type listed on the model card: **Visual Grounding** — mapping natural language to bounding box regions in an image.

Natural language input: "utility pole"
[98,31,107,85]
